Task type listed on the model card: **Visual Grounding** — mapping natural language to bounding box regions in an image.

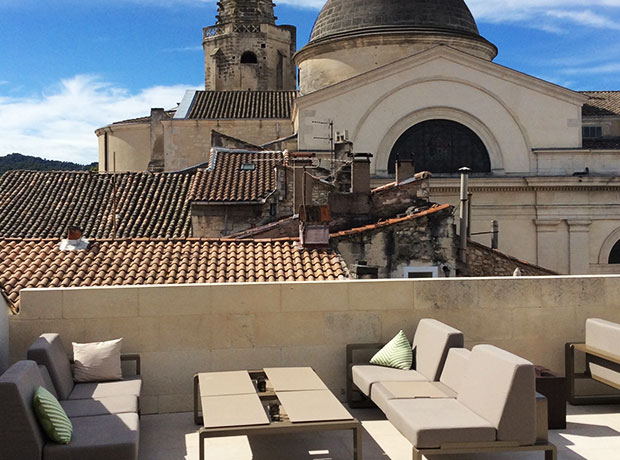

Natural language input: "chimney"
[396,159,415,183]
[147,108,166,173]
[59,226,89,251]
[351,153,372,195]
[299,205,331,248]
[291,154,315,213]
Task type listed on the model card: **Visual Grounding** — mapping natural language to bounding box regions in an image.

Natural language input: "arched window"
[240,51,258,64]
[388,119,491,175]
[609,240,620,264]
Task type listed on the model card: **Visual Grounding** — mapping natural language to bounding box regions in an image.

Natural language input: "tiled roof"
[330,204,451,237]
[0,238,349,311]
[0,171,193,239]
[581,91,620,117]
[111,110,176,125]
[186,91,296,119]
[189,150,282,202]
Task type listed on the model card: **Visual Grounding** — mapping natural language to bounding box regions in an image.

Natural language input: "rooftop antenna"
[112,151,118,240]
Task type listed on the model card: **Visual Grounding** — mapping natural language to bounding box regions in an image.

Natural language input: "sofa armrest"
[346,343,384,368]
[121,353,141,376]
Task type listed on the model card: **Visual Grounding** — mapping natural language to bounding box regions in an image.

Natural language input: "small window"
[583,126,602,138]
[240,51,258,64]
[261,43,266,49]
[403,266,439,278]
[269,202,277,217]
[240,163,256,171]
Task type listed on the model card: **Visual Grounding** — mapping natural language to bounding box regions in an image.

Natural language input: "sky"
[0,0,619,165]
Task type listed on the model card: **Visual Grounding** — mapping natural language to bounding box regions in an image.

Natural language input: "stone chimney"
[59,226,89,251]
[351,153,372,195]
[290,153,315,214]
[396,159,415,183]
[147,108,166,173]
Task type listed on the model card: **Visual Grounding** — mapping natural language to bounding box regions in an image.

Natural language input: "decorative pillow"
[33,386,73,444]
[72,338,123,382]
[370,330,413,370]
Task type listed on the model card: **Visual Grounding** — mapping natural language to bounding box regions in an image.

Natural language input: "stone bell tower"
[203,0,297,91]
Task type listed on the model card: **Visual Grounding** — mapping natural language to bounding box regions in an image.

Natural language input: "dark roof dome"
[310,0,481,43]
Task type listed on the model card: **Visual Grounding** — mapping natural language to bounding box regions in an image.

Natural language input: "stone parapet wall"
[9,276,619,414]
[466,240,557,276]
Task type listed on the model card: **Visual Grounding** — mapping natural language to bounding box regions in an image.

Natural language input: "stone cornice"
[429,176,620,193]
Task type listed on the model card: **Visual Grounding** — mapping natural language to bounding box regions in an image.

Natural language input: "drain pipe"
[458,167,471,266]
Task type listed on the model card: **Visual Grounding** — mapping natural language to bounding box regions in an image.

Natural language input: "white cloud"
[468,1,620,30]
[0,75,198,164]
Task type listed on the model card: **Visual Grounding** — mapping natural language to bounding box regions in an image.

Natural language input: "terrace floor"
[139,403,620,459]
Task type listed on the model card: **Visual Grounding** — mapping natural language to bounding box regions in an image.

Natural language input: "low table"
[193,367,362,460]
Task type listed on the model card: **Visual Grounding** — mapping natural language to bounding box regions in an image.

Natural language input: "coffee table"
[193,367,362,460]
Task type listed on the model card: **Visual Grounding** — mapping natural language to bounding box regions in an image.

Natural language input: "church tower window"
[240,51,258,64]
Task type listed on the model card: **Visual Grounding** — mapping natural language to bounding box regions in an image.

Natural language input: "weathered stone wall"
[10,276,620,414]
[465,241,557,277]
[331,208,457,278]
[204,23,296,91]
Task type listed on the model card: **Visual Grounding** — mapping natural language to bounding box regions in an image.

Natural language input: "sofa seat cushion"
[43,412,139,460]
[372,380,456,414]
[68,377,141,400]
[352,365,425,396]
[386,398,496,449]
[61,395,138,418]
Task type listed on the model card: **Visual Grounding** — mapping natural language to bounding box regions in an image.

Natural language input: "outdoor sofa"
[0,360,139,460]
[566,317,620,404]
[27,333,142,415]
[384,344,556,459]
[346,318,464,407]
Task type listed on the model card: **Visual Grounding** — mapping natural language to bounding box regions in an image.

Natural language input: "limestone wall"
[9,277,620,414]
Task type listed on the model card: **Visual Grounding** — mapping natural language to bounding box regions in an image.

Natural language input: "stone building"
[95,0,620,275]
[96,0,297,173]
[294,0,620,275]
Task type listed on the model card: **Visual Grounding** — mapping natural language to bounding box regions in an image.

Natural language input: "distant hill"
[0,153,97,176]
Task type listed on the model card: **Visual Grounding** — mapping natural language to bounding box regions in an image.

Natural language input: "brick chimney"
[59,226,89,251]
[351,153,372,195]
[396,159,415,183]
[147,108,166,173]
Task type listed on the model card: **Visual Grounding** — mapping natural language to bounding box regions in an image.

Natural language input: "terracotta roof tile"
[0,238,349,311]
[330,204,451,238]
[0,171,193,239]
[581,91,620,117]
[189,150,282,202]
[186,91,296,119]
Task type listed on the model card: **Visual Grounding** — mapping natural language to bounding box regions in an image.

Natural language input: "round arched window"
[609,240,620,264]
[388,119,491,174]
[240,51,258,64]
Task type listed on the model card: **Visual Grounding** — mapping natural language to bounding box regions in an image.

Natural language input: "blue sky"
[1,0,619,164]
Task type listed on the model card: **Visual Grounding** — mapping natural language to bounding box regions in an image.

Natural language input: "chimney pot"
[396,159,415,183]
[351,153,372,195]
[67,226,82,240]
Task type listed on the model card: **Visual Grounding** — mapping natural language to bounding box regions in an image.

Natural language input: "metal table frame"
[193,369,362,460]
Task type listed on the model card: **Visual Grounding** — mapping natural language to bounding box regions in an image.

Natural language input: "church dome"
[310,0,480,43]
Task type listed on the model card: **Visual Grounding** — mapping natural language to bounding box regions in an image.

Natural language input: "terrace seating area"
[3,277,620,460]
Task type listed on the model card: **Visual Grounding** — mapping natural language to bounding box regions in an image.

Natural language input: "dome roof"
[310,0,480,43]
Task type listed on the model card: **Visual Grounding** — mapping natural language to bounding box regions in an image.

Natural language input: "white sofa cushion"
[585,318,620,388]
[386,398,496,448]
[352,365,425,396]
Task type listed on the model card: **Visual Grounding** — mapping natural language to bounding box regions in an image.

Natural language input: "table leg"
[353,424,362,460]
[194,374,201,425]
[199,431,206,460]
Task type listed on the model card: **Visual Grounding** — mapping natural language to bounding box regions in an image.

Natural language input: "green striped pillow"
[33,386,73,444]
[370,330,413,370]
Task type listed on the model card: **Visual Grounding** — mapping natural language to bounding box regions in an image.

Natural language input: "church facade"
[95,0,620,276]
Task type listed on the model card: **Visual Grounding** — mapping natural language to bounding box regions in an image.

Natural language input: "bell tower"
[203,0,297,91]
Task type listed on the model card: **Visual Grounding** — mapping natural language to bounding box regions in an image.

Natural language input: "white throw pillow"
[72,338,123,382]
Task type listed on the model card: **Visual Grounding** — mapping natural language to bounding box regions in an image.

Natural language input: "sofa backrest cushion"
[458,344,536,446]
[412,319,464,381]
[27,334,74,400]
[585,318,620,388]
[0,360,46,459]
[439,347,471,394]
[37,365,59,399]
